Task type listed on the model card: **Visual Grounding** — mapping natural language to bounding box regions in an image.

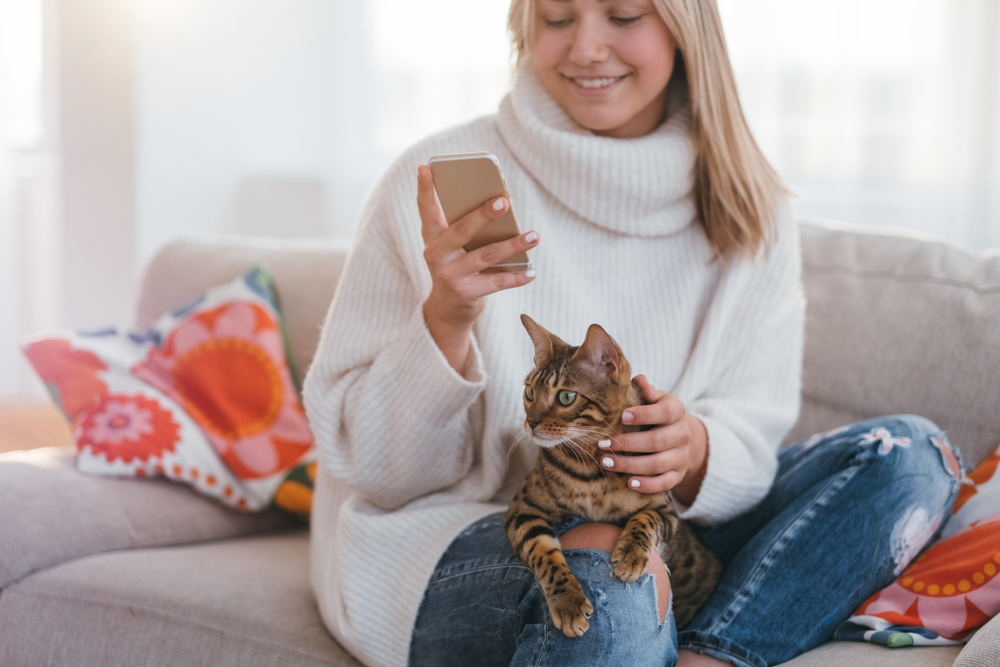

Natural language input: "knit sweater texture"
[303,64,804,667]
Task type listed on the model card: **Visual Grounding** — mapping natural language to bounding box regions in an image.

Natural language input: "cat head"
[520,314,633,449]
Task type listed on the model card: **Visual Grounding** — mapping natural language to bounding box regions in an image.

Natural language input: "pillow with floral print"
[835,440,1000,646]
[21,266,316,514]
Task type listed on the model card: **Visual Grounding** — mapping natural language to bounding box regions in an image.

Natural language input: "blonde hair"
[508,0,787,258]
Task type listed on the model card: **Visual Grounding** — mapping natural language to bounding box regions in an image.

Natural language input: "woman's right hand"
[417,164,539,374]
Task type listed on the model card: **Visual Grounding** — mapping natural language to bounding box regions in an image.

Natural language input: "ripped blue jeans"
[408,415,962,667]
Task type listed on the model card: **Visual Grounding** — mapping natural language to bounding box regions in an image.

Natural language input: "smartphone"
[427,151,531,273]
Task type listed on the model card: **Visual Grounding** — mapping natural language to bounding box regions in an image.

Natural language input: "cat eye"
[524,385,535,402]
[557,390,577,406]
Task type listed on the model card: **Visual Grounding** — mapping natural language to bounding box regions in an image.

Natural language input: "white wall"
[133,0,513,265]
[58,0,136,331]
[4,0,999,400]
[720,0,1000,250]
[134,0,1000,260]
[135,0,373,263]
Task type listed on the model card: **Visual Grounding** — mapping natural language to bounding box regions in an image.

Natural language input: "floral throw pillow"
[835,441,1000,646]
[22,266,316,514]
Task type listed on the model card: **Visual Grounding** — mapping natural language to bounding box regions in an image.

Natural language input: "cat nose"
[526,416,543,429]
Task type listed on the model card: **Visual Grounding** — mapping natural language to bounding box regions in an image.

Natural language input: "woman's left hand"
[599,375,708,504]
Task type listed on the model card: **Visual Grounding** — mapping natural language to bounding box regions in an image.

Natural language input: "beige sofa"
[2,220,998,667]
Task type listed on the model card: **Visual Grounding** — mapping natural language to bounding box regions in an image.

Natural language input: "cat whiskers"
[557,435,595,470]
[568,424,628,471]
[560,431,611,479]
[594,418,628,467]
[504,423,532,472]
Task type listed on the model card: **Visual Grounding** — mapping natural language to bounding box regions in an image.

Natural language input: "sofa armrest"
[954,613,1000,667]
[0,447,297,588]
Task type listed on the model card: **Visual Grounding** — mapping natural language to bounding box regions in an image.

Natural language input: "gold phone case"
[428,151,531,273]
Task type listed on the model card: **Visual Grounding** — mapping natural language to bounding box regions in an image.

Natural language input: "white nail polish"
[630,479,640,488]
[602,457,614,468]
[598,440,611,449]
[525,269,536,279]
[524,231,538,244]
[492,198,505,211]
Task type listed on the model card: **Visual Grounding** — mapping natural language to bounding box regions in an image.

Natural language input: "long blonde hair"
[508,0,787,258]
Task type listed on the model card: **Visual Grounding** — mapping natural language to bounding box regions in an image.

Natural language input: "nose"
[526,416,543,429]
[568,15,609,65]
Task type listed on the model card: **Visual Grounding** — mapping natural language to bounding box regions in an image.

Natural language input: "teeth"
[574,77,619,88]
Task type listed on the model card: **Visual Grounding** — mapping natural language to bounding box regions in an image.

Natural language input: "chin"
[524,427,559,449]
[564,107,625,133]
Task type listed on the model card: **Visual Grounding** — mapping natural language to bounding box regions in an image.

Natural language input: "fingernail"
[524,231,538,244]
[622,411,633,424]
[602,456,614,468]
[598,439,611,449]
[492,198,505,211]
[630,479,640,488]
[525,269,536,279]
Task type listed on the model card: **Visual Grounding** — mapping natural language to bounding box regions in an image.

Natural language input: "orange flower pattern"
[133,301,313,481]
[75,393,180,463]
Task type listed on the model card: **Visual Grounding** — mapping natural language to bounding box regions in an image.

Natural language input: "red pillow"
[22,266,316,513]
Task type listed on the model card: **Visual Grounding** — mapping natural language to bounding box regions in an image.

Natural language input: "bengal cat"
[504,314,722,637]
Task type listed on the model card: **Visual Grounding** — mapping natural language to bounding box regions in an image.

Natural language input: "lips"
[564,74,628,89]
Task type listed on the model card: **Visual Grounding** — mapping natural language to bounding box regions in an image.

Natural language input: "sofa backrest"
[135,235,350,387]
[137,222,1000,469]
[790,219,1000,468]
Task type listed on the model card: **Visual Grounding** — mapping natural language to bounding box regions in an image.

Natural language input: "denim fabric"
[408,415,960,667]
[678,414,962,667]
[409,514,676,667]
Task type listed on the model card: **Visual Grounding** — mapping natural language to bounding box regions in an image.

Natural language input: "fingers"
[417,165,447,244]
[633,375,666,405]
[600,445,688,494]
[598,384,692,494]
[600,448,687,494]
[457,264,537,301]
[620,379,684,430]
[452,229,539,276]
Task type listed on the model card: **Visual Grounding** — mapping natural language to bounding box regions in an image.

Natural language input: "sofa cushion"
[777,640,961,666]
[791,219,1000,469]
[0,531,359,667]
[0,526,961,667]
[0,447,295,588]
[0,526,960,667]
[954,612,1000,667]
[135,236,350,384]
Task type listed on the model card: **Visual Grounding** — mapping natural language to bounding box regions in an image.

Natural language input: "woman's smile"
[531,0,676,138]
[563,73,629,90]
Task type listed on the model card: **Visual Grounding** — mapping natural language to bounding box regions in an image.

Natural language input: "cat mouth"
[526,430,566,449]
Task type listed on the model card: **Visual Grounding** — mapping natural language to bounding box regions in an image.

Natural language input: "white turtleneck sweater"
[304,65,803,667]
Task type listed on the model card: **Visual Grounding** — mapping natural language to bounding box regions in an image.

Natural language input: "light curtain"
[720,0,1000,251]
[1,0,59,399]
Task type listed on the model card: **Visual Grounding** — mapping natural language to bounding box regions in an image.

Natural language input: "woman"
[303,0,960,665]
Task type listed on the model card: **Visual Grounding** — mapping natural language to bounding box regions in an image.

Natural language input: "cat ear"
[572,324,625,381]
[520,314,567,368]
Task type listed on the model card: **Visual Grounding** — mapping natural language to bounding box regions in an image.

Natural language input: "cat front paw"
[611,543,649,583]
[548,588,594,637]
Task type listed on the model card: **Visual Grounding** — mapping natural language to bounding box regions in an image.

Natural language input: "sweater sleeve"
[674,207,804,525]
[302,164,488,511]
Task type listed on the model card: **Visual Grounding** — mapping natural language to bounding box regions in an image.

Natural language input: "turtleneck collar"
[496,60,698,238]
